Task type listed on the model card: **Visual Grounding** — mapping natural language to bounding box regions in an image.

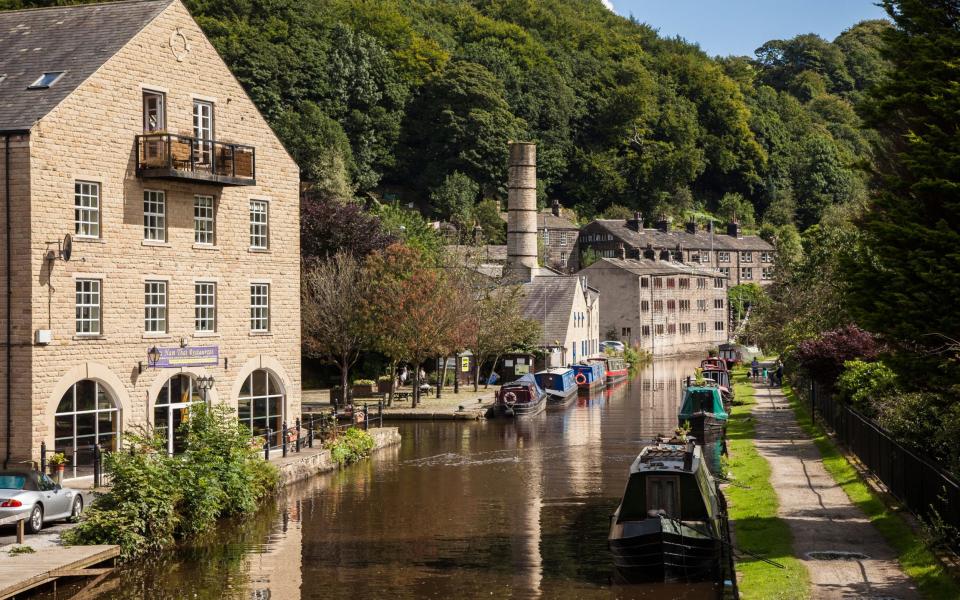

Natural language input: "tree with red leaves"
[793,324,882,387]
[300,190,395,260]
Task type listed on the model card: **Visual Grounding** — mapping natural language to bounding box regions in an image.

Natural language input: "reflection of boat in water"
[679,383,728,442]
[571,362,605,390]
[535,368,578,407]
[609,439,725,584]
[492,374,547,418]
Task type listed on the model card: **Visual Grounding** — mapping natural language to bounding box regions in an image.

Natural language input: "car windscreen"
[0,473,28,490]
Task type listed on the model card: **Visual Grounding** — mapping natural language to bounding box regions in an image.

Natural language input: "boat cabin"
[679,386,728,421]
[535,368,576,395]
[700,358,728,373]
[615,442,718,524]
[572,362,604,386]
[701,369,731,391]
[495,374,542,407]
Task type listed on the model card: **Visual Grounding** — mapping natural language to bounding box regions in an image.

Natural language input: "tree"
[430,171,479,227]
[300,193,395,260]
[373,203,445,264]
[717,192,756,227]
[473,199,506,244]
[301,254,374,402]
[274,102,354,197]
[467,284,541,392]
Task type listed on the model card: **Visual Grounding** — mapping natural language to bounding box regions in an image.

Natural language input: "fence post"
[281,421,288,457]
[363,404,369,431]
[810,379,815,421]
[295,418,301,453]
[308,415,314,449]
[93,443,101,488]
[40,441,46,474]
[264,428,271,461]
[379,400,383,428]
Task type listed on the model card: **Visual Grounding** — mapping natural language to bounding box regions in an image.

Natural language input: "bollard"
[40,441,47,474]
[281,421,288,457]
[295,418,301,453]
[264,428,271,461]
[93,443,102,488]
[308,414,314,448]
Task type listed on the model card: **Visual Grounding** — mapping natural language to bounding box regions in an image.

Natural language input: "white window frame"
[250,283,270,332]
[194,195,215,245]
[144,280,168,333]
[249,200,269,249]
[143,91,165,132]
[740,267,753,281]
[193,100,214,165]
[75,279,101,335]
[195,282,216,332]
[762,267,774,280]
[143,190,166,242]
[74,181,100,238]
[741,251,753,263]
[718,251,730,263]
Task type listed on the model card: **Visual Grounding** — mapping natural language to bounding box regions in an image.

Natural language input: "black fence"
[799,379,960,538]
[261,403,385,460]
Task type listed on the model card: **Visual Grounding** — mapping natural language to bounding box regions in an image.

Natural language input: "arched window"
[154,374,206,455]
[238,370,283,440]
[55,380,118,478]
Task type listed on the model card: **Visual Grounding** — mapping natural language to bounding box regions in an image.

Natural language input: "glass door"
[154,374,205,455]
[193,100,214,169]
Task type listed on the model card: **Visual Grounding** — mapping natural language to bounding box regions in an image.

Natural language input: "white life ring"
[503,391,517,406]
[575,373,587,385]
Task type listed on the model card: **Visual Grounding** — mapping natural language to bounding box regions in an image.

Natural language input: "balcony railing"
[136,133,256,186]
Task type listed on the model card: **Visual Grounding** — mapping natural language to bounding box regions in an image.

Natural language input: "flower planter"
[377,380,394,394]
[351,384,375,398]
[50,464,65,485]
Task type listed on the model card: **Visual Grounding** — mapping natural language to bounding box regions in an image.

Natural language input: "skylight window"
[27,71,65,89]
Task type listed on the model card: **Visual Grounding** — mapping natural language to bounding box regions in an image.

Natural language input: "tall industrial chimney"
[506,142,538,281]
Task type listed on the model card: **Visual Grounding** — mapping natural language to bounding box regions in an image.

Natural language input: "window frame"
[142,90,165,132]
[193,195,216,245]
[195,282,217,333]
[143,190,166,242]
[250,283,270,332]
[144,280,168,333]
[249,200,269,249]
[74,181,100,239]
[75,279,102,335]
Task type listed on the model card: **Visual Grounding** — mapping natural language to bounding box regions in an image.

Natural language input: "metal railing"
[136,132,256,183]
[39,440,104,487]
[260,402,384,460]
[797,378,960,546]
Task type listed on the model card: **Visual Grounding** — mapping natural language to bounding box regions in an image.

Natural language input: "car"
[0,470,84,534]
[600,340,626,353]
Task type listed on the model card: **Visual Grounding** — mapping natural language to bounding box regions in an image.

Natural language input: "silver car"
[0,470,83,534]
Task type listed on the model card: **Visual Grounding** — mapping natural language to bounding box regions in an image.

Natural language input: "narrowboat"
[590,356,629,385]
[535,368,578,405]
[609,438,725,583]
[492,374,546,418]
[700,358,728,373]
[700,369,734,405]
[571,362,605,390]
[678,383,729,441]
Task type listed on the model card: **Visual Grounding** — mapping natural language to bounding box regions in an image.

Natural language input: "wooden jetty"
[0,545,119,599]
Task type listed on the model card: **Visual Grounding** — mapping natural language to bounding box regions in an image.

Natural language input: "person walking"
[762,366,769,386]
[776,361,784,387]
[751,358,760,382]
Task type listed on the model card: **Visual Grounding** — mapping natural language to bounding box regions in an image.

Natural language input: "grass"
[725,366,810,599]
[7,546,35,556]
[782,381,960,600]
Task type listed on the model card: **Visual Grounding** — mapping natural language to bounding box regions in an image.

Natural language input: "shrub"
[352,379,376,386]
[793,325,882,386]
[63,405,278,561]
[325,427,375,466]
[836,360,898,416]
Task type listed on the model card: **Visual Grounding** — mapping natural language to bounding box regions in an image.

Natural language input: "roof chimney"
[617,243,626,259]
[655,215,671,233]
[626,211,643,232]
[659,249,671,261]
[643,243,656,260]
[505,142,538,281]
[727,220,742,238]
[685,218,697,234]
[673,243,684,262]
[551,199,561,217]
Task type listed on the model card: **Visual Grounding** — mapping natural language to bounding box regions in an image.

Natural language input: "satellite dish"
[61,234,72,262]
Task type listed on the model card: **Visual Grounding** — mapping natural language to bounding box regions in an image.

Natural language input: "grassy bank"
[783,382,960,599]
[725,367,810,599]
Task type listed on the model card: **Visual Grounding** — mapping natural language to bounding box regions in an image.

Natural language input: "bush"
[325,427,375,466]
[352,379,376,386]
[836,360,898,416]
[793,325,882,387]
[63,405,278,560]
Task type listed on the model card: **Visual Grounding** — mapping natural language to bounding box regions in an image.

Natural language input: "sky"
[605,0,890,57]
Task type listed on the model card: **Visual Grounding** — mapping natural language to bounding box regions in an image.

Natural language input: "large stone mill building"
[0,0,300,475]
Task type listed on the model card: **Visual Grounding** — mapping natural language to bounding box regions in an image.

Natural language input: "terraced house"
[0,0,300,477]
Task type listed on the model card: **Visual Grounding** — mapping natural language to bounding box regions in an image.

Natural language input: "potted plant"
[377,375,394,394]
[351,379,376,398]
[47,453,68,484]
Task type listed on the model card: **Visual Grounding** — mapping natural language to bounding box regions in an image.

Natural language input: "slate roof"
[520,276,581,346]
[0,0,172,131]
[586,257,726,279]
[586,220,773,252]
[537,211,578,230]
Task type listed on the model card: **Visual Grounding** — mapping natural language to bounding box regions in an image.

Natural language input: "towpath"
[751,380,920,599]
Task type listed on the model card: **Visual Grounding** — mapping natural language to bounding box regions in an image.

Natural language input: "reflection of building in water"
[561,401,603,498]
[633,357,707,437]
[247,501,303,599]
[510,441,543,598]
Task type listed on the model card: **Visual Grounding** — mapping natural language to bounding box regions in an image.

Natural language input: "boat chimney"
[505,142,538,281]
[683,439,695,471]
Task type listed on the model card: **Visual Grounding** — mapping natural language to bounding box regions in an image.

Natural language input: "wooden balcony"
[136,133,256,186]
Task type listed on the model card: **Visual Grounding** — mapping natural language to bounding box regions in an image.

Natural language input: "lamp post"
[147,346,161,367]
[196,375,215,404]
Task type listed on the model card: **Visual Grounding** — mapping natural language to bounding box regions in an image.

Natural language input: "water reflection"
[49,356,721,600]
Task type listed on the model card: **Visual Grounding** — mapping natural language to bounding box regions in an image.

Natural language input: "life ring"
[575,373,587,385]
[503,391,517,406]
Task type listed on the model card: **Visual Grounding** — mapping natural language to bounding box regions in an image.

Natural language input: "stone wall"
[276,428,402,487]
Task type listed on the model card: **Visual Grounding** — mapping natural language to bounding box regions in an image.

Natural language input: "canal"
[55,356,719,599]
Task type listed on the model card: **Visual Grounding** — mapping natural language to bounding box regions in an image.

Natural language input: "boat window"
[646,476,680,517]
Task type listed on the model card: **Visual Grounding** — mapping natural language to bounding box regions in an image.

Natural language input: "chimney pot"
[617,243,626,260]
[627,211,644,232]
[552,199,561,217]
[685,218,697,234]
[655,216,671,233]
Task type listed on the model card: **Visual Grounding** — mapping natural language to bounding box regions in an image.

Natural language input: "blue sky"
[605,0,889,57]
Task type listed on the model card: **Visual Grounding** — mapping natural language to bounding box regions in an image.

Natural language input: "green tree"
[430,171,479,227]
[717,192,756,227]
[473,198,506,244]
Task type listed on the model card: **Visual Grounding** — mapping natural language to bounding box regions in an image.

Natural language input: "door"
[193,100,214,167]
[142,91,166,164]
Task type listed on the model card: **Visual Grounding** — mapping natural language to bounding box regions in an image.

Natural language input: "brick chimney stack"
[655,215,672,233]
[627,211,643,232]
[685,218,697,234]
[505,142,538,281]
[727,220,742,238]
[552,199,561,217]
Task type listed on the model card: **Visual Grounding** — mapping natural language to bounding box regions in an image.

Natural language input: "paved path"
[751,382,921,599]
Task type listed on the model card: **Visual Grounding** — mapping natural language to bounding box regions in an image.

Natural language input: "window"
[193,100,214,165]
[144,281,167,333]
[250,200,269,249]
[698,322,707,334]
[74,181,100,238]
[715,321,725,331]
[238,370,285,440]
[641,300,650,312]
[194,196,215,244]
[718,251,730,263]
[542,229,550,245]
[715,298,725,309]
[195,282,216,332]
[640,277,649,288]
[762,267,774,280]
[641,325,651,336]
[666,278,676,289]
[667,323,676,334]
[28,71,65,89]
[250,283,270,331]
[679,278,690,289]
[697,278,706,289]
[740,267,753,281]
[653,299,664,312]
[559,231,568,246]
[559,254,567,268]
[741,251,753,263]
[679,300,690,311]
[714,277,725,289]
[55,380,118,478]
[700,251,711,262]
[761,251,774,263]
[143,190,166,241]
[719,267,731,277]
[653,277,663,289]
[621,327,631,338]
[680,323,691,335]
[655,324,665,336]
[75,279,101,335]
[667,299,676,311]
[697,299,707,310]
[155,374,206,455]
[143,91,165,132]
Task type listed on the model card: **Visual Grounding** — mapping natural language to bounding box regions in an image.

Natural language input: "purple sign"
[152,346,219,368]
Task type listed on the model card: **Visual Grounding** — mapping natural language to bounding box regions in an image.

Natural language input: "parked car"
[0,470,83,534]
[600,340,626,353]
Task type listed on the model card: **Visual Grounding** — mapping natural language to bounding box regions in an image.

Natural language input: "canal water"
[56,356,721,600]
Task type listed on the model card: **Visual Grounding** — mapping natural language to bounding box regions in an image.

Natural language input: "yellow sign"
[461,356,470,372]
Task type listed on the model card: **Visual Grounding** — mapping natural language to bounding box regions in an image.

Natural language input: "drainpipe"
[3,131,28,468]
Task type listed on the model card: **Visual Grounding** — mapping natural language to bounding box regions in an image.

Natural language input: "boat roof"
[538,367,572,376]
[630,442,702,474]
[503,373,543,394]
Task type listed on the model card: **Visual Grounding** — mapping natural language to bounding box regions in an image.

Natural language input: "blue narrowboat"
[535,368,578,405]
[679,383,729,441]
[493,374,546,418]
[572,362,605,389]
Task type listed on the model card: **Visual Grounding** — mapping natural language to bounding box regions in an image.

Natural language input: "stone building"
[580,258,728,356]
[537,201,580,273]
[579,215,776,286]
[0,0,300,474]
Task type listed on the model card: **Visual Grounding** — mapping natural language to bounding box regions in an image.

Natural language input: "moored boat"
[608,438,725,584]
[492,374,546,418]
[590,356,628,385]
[571,362,605,390]
[679,382,728,441]
[700,358,728,373]
[700,369,734,405]
[535,368,578,405]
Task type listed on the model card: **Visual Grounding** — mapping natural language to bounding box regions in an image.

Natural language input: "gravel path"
[751,382,921,599]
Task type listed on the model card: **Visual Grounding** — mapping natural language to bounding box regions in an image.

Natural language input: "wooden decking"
[0,545,119,599]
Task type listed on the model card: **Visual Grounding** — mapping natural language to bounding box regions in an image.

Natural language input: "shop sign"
[460,356,470,372]
[151,345,219,368]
